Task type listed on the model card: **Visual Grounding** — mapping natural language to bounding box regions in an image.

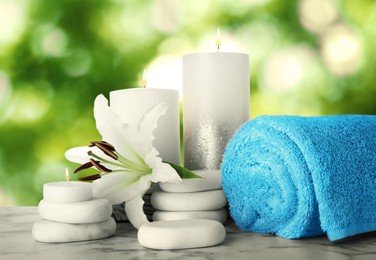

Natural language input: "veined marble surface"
[1,207,376,260]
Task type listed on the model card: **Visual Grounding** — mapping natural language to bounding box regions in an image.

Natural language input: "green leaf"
[165,162,202,179]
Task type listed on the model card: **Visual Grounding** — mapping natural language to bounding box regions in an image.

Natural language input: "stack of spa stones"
[151,170,227,223]
[32,187,116,243]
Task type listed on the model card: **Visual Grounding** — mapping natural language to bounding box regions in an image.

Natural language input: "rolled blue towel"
[221,115,376,241]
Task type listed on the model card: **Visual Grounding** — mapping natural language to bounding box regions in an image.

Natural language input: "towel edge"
[327,222,376,241]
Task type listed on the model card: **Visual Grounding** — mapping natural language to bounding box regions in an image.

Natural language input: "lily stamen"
[74,161,94,174]
[89,141,115,151]
[79,174,101,181]
[87,151,124,168]
[89,141,118,160]
[90,158,112,173]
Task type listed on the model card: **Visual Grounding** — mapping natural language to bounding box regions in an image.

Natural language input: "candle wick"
[65,168,71,186]
[216,27,221,52]
[215,39,221,52]
[142,69,148,88]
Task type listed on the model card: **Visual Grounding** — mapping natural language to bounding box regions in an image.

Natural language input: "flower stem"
[116,152,152,173]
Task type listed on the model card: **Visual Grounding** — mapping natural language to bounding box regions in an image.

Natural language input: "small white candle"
[109,87,180,165]
[43,169,93,203]
[183,31,250,170]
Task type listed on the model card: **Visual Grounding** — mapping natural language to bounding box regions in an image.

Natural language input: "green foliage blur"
[0,0,375,206]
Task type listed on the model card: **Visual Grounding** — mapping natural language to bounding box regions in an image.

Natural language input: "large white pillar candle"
[109,88,180,165]
[183,52,250,170]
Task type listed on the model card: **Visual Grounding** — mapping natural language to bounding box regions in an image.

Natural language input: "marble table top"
[1,207,376,260]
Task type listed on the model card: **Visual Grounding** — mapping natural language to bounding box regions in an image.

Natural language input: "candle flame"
[65,168,70,182]
[141,69,148,88]
[216,27,221,51]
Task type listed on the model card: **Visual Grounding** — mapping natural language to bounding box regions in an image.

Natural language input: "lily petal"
[124,194,149,229]
[93,172,147,204]
[137,102,171,150]
[65,145,121,171]
[150,161,182,184]
[94,94,144,161]
[65,146,99,165]
[143,151,182,185]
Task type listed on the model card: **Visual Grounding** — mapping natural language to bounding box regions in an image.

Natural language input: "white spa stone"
[38,198,112,224]
[138,219,226,250]
[159,170,222,193]
[151,190,227,211]
[153,208,227,223]
[32,218,116,243]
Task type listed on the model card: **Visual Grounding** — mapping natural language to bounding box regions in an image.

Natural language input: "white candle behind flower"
[183,30,250,170]
[43,169,93,203]
[109,74,180,165]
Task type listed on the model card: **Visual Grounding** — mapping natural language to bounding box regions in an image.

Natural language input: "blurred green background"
[0,0,375,206]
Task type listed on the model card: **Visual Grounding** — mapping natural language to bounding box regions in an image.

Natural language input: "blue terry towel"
[221,115,376,241]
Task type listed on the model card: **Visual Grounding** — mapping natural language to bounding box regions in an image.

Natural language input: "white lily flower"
[65,94,182,229]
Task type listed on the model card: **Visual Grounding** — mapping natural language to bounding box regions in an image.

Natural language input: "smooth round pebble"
[153,208,227,223]
[138,219,226,249]
[159,170,221,193]
[151,190,227,211]
[38,198,112,224]
[32,218,116,243]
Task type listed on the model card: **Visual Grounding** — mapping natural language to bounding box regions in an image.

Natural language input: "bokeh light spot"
[158,36,193,55]
[238,20,280,71]
[320,24,362,76]
[7,83,53,124]
[41,28,68,57]
[0,188,15,206]
[32,25,69,58]
[151,0,181,33]
[146,56,183,95]
[261,45,319,92]
[299,0,339,34]
[0,72,12,108]
[61,49,92,77]
[0,0,28,49]
[120,4,154,40]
